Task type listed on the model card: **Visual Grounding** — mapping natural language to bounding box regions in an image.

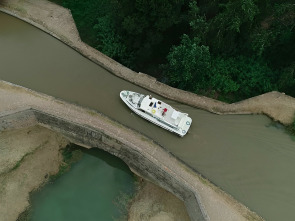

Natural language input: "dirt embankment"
[0,126,68,221]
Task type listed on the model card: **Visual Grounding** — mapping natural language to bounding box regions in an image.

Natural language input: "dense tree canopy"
[163,35,211,92]
[51,0,295,102]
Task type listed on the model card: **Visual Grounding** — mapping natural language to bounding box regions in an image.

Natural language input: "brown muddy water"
[1,12,295,220]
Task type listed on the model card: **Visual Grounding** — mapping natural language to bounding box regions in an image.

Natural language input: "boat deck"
[139,96,185,127]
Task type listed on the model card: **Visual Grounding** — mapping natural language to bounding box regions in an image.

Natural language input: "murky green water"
[29,148,134,221]
[1,12,295,220]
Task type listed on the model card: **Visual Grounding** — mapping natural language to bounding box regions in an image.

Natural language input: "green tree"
[277,63,295,96]
[188,1,209,43]
[249,3,295,59]
[93,15,133,66]
[211,56,276,100]
[208,0,259,54]
[163,34,211,92]
[163,34,276,101]
[116,0,188,70]
[52,0,294,100]
[62,0,104,44]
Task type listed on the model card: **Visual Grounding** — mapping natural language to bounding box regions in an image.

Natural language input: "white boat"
[120,90,192,137]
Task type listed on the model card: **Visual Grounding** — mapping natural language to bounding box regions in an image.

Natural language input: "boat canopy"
[140,96,158,111]
[171,110,180,120]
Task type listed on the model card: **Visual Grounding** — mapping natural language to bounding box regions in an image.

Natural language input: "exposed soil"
[129,180,191,221]
[0,126,68,221]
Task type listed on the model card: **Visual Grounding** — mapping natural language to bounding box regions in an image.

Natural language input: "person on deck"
[162,108,167,116]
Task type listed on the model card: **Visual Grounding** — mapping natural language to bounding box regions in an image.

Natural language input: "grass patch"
[11,153,30,171]
[292,115,295,134]
[113,191,134,221]
[16,208,31,221]
[13,5,27,15]
[9,141,49,173]
[50,144,83,181]
[87,109,98,116]
[285,114,295,137]
[113,177,141,221]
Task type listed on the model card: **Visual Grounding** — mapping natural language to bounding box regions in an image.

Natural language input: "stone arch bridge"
[0,80,262,221]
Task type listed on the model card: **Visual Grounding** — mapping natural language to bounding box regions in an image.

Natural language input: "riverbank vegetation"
[51,0,295,102]
[50,144,83,180]
[289,115,295,135]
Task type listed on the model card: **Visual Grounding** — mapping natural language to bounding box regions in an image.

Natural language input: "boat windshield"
[138,96,145,107]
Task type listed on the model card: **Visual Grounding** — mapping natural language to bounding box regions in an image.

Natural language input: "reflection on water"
[29,148,134,221]
[1,12,295,220]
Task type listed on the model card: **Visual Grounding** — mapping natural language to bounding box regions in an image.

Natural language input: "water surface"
[29,148,134,221]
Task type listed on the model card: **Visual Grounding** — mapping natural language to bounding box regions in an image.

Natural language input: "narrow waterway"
[29,147,135,221]
[1,12,295,220]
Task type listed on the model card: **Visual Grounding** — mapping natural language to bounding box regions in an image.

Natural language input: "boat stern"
[178,116,192,136]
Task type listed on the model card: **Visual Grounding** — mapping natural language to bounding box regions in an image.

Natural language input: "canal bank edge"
[0,80,263,221]
[0,0,294,126]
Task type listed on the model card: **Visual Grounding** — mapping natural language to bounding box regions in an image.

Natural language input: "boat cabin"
[139,95,185,127]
